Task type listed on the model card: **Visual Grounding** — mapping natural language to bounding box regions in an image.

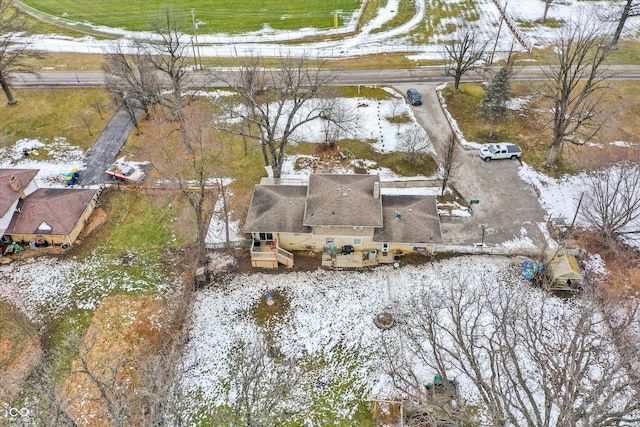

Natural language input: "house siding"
[0,199,19,235]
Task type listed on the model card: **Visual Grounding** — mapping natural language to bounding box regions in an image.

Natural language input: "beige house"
[6,188,98,246]
[244,174,442,268]
[1,169,99,247]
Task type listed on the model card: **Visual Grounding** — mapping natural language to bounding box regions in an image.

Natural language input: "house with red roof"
[0,169,99,248]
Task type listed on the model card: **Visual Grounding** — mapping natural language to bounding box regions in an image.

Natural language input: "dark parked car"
[341,245,355,255]
[406,88,422,106]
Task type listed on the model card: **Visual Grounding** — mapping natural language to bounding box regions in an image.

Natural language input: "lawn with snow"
[181,254,630,425]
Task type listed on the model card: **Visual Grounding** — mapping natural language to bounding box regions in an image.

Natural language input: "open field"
[20,0,362,33]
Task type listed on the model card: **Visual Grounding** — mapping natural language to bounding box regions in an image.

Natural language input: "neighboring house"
[6,188,98,246]
[0,169,39,238]
[244,173,442,268]
[1,169,99,247]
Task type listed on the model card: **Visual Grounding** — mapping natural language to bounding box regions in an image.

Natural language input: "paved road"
[79,106,141,186]
[394,82,547,250]
[12,66,640,89]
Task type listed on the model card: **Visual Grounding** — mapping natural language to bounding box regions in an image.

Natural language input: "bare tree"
[611,0,640,49]
[143,8,195,155]
[540,0,558,23]
[69,331,132,427]
[213,55,346,178]
[23,353,80,427]
[0,0,36,105]
[89,98,108,120]
[154,108,218,262]
[439,134,459,196]
[217,332,303,426]
[542,21,613,168]
[443,28,489,91]
[103,42,162,118]
[318,100,353,152]
[581,156,640,247]
[382,274,640,427]
[389,96,405,135]
[398,125,432,166]
[135,347,191,426]
[79,111,94,136]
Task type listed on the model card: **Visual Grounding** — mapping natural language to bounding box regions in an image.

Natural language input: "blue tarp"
[522,259,542,280]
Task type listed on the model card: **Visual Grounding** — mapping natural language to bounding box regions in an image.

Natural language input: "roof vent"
[9,175,22,192]
[38,221,53,231]
[342,192,348,198]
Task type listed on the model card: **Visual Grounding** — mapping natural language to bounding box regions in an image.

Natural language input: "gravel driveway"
[394,83,548,251]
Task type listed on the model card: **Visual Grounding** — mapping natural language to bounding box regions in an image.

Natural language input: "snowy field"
[14,0,640,59]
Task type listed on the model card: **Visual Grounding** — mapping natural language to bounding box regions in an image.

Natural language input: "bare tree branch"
[212,55,347,178]
[443,28,489,91]
[541,19,614,167]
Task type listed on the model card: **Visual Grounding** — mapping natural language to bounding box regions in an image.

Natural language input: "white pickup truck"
[479,143,522,161]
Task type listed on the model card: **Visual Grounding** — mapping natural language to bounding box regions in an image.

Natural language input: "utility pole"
[490,1,507,65]
[192,9,203,70]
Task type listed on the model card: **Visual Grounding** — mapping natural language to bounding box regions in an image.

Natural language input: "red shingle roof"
[6,188,96,236]
[0,169,38,217]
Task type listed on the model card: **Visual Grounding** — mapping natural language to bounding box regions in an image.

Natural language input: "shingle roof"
[303,174,383,227]
[244,185,311,233]
[373,195,442,244]
[6,188,96,236]
[0,169,38,218]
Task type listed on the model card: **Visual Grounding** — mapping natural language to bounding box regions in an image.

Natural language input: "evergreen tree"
[478,66,511,137]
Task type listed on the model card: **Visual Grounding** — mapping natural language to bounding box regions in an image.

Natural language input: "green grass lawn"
[0,89,115,152]
[21,0,362,33]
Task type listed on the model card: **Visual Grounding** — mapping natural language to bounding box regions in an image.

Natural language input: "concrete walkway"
[79,106,141,186]
[393,83,549,251]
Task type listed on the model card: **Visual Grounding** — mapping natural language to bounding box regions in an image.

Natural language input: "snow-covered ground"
[182,257,521,418]
[181,253,633,425]
[14,0,640,59]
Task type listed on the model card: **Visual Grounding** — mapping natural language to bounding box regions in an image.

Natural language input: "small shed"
[545,250,583,292]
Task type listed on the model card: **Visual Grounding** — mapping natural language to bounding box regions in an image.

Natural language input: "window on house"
[259,232,274,241]
[353,238,362,246]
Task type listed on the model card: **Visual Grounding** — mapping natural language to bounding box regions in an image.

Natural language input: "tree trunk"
[611,0,633,49]
[440,176,448,196]
[453,73,462,91]
[545,142,560,168]
[0,70,17,105]
[488,120,495,137]
[178,118,194,155]
[542,2,551,24]
[260,143,270,170]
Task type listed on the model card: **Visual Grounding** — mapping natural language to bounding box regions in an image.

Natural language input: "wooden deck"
[250,241,294,268]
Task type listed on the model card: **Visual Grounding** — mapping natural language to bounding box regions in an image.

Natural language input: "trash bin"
[369,249,377,260]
